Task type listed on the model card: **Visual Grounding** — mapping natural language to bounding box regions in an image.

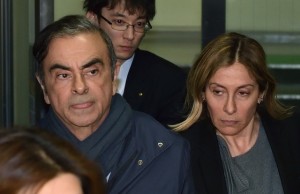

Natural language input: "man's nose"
[72,75,88,95]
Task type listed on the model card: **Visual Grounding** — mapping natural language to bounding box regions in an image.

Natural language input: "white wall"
[54,0,202,66]
[55,0,300,31]
[54,0,300,66]
[54,0,85,20]
[227,0,300,32]
[54,0,201,28]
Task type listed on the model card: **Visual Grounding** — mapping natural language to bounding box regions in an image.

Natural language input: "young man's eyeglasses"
[99,15,152,33]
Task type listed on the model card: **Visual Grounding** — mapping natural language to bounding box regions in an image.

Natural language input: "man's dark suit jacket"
[123,49,187,127]
[181,108,300,194]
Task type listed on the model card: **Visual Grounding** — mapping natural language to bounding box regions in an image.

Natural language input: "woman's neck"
[217,114,260,157]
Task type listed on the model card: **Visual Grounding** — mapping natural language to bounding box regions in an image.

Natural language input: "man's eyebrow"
[49,64,70,72]
[113,12,147,20]
[48,58,104,72]
[82,58,104,69]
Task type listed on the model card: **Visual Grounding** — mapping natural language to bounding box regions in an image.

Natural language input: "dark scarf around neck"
[38,94,133,175]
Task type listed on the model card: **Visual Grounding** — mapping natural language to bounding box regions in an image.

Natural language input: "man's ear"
[86,11,99,26]
[36,75,50,104]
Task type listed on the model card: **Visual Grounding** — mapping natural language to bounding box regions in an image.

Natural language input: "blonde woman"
[173,32,300,194]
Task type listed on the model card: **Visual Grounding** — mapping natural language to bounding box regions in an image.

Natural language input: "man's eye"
[135,22,146,28]
[57,74,69,79]
[113,19,125,26]
[86,69,99,76]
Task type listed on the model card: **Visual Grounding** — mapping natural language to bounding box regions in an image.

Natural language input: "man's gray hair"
[33,15,116,82]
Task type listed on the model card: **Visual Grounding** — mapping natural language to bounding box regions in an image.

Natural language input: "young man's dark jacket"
[39,94,195,194]
[181,107,300,194]
[123,49,187,128]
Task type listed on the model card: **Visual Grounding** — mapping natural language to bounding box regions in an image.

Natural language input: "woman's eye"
[239,91,250,96]
[213,90,223,95]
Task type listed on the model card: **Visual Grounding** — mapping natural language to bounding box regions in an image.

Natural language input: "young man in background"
[84,0,187,128]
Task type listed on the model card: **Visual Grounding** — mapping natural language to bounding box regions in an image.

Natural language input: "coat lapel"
[260,109,300,193]
[182,120,228,194]
[123,49,149,109]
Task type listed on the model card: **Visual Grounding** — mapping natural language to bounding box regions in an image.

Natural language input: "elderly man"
[33,15,195,194]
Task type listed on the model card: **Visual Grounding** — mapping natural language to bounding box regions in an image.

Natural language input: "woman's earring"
[202,95,206,102]
[257,97,263,104]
